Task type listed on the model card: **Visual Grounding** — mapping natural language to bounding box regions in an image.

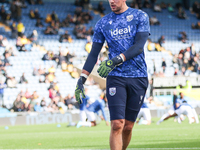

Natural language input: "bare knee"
[123,120,134,132]
[111,119,124,132]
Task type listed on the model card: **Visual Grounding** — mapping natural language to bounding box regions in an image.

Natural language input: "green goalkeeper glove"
[75,76,86,104]
[97,55,124,78]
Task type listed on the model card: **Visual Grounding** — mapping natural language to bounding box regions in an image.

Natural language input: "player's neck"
[115,5,129,14]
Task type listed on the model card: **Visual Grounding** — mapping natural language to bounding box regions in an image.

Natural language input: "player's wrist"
[111,54,124,66]
[80,73,88,84]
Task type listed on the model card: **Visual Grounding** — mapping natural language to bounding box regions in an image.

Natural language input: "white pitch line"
[1,148,200,150]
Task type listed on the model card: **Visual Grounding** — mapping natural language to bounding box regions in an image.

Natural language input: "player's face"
[108,0,126,14]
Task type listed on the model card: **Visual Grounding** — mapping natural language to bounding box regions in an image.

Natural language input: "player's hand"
[75,77,86,104]
[106,121,110,126]
[97,60,116,78]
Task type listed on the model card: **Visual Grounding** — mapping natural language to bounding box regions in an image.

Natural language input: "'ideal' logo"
[110,25,131,39]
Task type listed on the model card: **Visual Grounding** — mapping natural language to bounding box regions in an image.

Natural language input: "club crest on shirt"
[109,87,116,96]
[126,15,133,22]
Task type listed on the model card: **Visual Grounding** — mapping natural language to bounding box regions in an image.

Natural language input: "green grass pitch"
[0,118,200,149]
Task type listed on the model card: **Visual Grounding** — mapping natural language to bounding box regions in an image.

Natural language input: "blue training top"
[141,102,148,108]
[92,7,150,78]
[177,103,193,109]
[174,97,188,110]
[87,98,107,121]
[79,95,90,111]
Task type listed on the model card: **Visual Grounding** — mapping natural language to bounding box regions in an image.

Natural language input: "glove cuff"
[111,54,124,66]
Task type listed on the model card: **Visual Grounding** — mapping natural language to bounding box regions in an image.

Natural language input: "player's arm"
[98,32,149,78]
[75,42,103,104]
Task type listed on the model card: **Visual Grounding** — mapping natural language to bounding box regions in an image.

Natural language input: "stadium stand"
[0,0,199,113]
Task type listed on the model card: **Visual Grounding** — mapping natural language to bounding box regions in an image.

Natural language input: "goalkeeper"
[75,0,150,149]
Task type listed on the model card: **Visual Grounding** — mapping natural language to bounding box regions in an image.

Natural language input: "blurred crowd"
[0,0,200,113]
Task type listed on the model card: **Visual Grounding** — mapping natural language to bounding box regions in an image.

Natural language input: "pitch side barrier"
[153,76,200,88]
[0,107,199,126]
[0,108,170,126]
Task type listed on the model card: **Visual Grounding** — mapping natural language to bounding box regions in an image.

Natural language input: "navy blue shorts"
[106,76,148,122]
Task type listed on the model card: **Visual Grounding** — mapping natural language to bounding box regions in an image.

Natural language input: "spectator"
[0,80,6,106]
[177,53,183,70]
[178,31,188,43]
[7,76,17,88]
[17,21,25,37]
[12,95,25,112]
[58,51,66,67]
[178,7,187,19]
[59,30,73,43]
[34,102,43,112]
[19,73,28,84]
[172,54,178,65]
[27,0,35,5]
[16,5,22,21]
[0,35,3,47]
[179,66,186,75]
[160,2,167,9]
[191,56,199,73]
[51,11,58,21]
[27,99,36,112]
[34,8,41,19]
[0,60,5,73]
[10,1,16,19]
[168,3,174,12]
[4,52,12,66]
[161,58,166,73]
[192,1,199,14]
[2,37,9,48]
[33,67,39,76]
[10,21,18,39]
[182,59,189,70]
[45,14,52,23]
[42,51,51,61]
[5,12,12,25]
[136,0,143,9]
[36,0,44,5]
[80,0,90,10]
[0,7,7,23]
[74,0,80,6]
[44,26,57,35]
[174,68,179,75]
[147,39,154,51]
[85,41,92,53]
[62,14,73,27]
[153,4,162,12]
[28,30,38,44]
[143,0,151,8]
[130,0,138,8]
[86,27,94,35]
[35,19,44,27]
[70,68,79,78]
[57,99,68,113]
[30,91,39,100]
[29,9,35,19]
[150,16,160,25]
[191,21,200,29]
[24,88,31,99]
[97,1,105,14]
[40,97,46,108]
[158,35,165,47]
[64,94,76,110]
[48,65,56,74]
